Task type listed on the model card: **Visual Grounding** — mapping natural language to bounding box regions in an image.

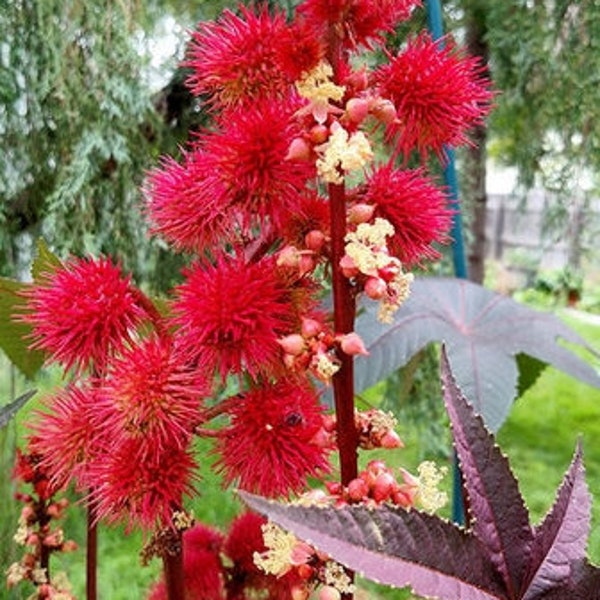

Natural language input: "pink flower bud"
[301,317,322,338]
[364,276,387,300]
[380,430,404,449]
[372,471,396,503]
[291,541,314,566]
[298,253,316,276]
[366,459,387,475]
[46,502,63,519]
[340,254,359,278]
[345,97,370,124]
[347,477,369,502]
[277,245,300,268]
[62,540,78,552]
[310,426,335,449]
[309,124,329,144]
[43,531,63,548]
[339,332,369,356]
[347,202,375,224]
[326,481,343,495]
[392,487,417,508]
[378,263,401,282]
[21,505,36,523]
[286,137,312,161]
[278,334,306,356]
[372,98,397,124]
[322,414,336,432]
[319,586,342,600]
[292,587,310,600]
[345,67,369,92]
[304,229,326,252]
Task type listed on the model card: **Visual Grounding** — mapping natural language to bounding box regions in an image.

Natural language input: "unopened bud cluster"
[278,319,368,384]
[355,408,404,450]
[277,226,328,277]
[342,216,414,323]
[8,450,77,598]
[324,459,449,513]
[326,459,420,508]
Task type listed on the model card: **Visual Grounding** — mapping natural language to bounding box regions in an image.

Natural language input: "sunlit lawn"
[1,308,599,599]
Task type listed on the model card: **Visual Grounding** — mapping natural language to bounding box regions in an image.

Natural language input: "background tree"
[0,0,234,287]
[453,0,600,281]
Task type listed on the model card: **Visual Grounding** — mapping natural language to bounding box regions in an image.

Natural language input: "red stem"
[38,500,51,580]
[329,181,358,486]
[326,27,358,600]
[163,531,185,600]
[86,502,97,600]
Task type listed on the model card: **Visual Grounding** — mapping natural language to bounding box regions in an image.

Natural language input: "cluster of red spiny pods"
[11,0,491,598]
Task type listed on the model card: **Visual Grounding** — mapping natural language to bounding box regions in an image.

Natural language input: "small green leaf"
[31,238,63,282]
[0,390,37,429]
[0,278,45,379]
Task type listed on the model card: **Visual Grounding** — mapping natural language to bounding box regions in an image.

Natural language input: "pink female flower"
[298,0,421,50]
[29,385,102,491]
[20,256,145,374]
[362,165,453,265]
[376,32,493,159]
[215,379,331,498]
[90,436,198,532]
[171,255,311,380]
[185,5,321,109]
[96,336,208,449]
[145,152,232,253]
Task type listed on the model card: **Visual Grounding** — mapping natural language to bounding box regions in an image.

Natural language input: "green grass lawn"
[1,308,599,599]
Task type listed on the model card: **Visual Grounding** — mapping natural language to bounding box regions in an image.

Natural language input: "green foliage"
[485,1,600,188]
[0,278,44,380]
[0,0,156,278]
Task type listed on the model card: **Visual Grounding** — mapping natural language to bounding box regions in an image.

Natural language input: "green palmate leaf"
[0,389,37,429]
[355,277,600,431]
[0,278,44,379]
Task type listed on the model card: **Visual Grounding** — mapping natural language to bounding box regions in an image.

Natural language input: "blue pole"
[425,0,467,524]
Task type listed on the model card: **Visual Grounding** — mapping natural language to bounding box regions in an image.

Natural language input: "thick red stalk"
[329,180,359,486]
[163,531,185,600]
[38,501,51,580]
[329,180,358,600]
[326,28,358,600]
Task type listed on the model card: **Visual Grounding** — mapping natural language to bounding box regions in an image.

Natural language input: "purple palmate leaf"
[243,352,600,600]
[354,277,600,431]
[240,491,506,600]
[521,442,591,599]
[441,348,533,596]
